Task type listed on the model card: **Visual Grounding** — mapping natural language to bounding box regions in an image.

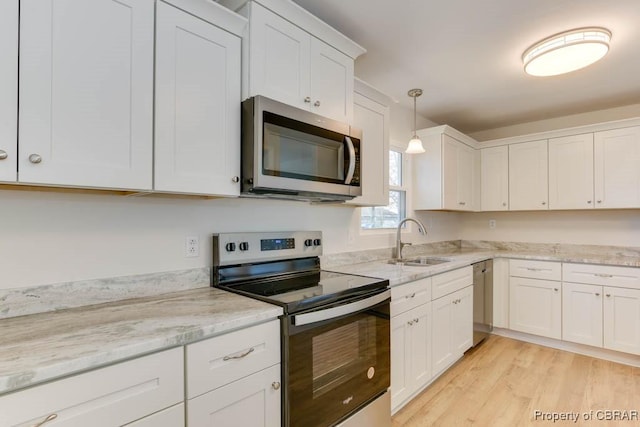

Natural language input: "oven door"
[284,289,390,427]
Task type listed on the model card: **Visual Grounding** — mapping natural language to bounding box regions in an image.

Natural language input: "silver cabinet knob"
[554,288,559,292]
[232,176,240,183]
[597,200,602,204]
[606,294,611,298]
[304,97,311,103]
[542,201,547,205]
[32,414,58,427]
[29,154,42,164]
[502,202,507,207]
[595,293,600,297]
[587,200,592,204]
[0,150,7,160]
[407,320,414,326]
[459,201,466,205]
[272,381,281,390]
[314,100,321,107]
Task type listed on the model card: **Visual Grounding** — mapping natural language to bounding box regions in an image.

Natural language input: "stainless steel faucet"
[395,217,427,260]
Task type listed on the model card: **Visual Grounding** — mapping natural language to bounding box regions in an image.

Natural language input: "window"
[361,149,407,229]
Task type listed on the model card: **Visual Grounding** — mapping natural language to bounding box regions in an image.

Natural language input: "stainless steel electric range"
[211,231,391,427]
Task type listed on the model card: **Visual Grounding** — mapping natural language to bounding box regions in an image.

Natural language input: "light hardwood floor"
[392,335,640,426]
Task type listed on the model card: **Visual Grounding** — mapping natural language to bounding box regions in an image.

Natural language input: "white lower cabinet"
[509,277,562,339]
[186,364,281,427]
[562,282,603,347]
[604,286,640,355]
[0,348,184,427]
[184,320,281,427]
[391,302,432,411]
[432,285,473,375]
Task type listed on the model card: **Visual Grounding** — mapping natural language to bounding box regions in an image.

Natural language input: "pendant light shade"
[523,28,611,77]
[406,88,425,154]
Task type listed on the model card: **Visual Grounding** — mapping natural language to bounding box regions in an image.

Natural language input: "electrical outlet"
[489,219,496,229]
[185,236,199,257]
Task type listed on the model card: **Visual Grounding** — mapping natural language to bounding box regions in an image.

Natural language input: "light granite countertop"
[0,287,282,396]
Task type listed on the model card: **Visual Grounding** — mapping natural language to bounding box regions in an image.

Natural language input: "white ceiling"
[292,0,640,134]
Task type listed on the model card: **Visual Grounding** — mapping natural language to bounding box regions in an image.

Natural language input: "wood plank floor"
[392,335,640,426]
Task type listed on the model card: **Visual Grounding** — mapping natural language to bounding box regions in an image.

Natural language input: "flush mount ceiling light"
[406,88,425,154]
[523,27,611,77]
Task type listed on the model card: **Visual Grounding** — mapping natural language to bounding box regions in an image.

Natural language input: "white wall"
[470,103,640,142]
[458,210,640,247]
[1,103,451,290]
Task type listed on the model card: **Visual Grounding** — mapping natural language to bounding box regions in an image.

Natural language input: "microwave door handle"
[344,136,356,184]
[292,290,390,326]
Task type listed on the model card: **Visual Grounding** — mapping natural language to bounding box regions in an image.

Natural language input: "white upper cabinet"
[347,81,390,206]
[0,0,17,182]
[239,0,364,123]
[154,1,243,196]
[19,0,154,190]
[594,126,640,209]
[548,133,594,210]
[509,139,548,211]
[414,126,479,211]
[481,146,509,211]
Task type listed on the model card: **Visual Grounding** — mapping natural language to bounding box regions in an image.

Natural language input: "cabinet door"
[509,277,561,339]
[562,282,603,347]
[481,146,509,211]
[408,302,432,393]
[309,37,354,123]
[431,295,454,375]
[0,0,17,182]
[249,2,310,110]
[155,1,241,195]
[594,126,640,208]
[452,285,473,355]
[348,93,389,206]
[187,364,281,427]
[548,133,594,209]
[19,0,154,190]
[509,140,548,210]
[390,310,413,411]
[442,136,475,211]
[604,286,640,355]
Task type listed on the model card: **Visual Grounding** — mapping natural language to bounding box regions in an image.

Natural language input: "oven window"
[312,318,376,398]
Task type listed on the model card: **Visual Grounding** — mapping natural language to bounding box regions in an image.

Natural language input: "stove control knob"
[304,239,313,247]
[313,239,321,247]
[225,242,236,252]
[239,242,249,251]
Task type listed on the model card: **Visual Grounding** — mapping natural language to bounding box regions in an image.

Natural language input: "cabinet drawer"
[185,320,280,398]
[0,347,184,427]
[563,263,640,289]
[125,403,184,427]
[432,266,472,300]
[509,259,561,281]
[391,277,431,316]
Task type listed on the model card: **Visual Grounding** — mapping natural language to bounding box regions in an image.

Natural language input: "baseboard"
[492,327,640,367]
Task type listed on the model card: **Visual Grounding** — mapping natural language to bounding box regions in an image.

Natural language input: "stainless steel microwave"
[241,96,362,202]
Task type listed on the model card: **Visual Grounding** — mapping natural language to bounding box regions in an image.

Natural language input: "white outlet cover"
[185,236,199,257]
[489,220,496,229]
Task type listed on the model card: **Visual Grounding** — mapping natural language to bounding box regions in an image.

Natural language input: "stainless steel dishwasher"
[472,260,493,346]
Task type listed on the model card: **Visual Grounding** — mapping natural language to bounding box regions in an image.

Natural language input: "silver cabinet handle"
[407,320,414,326]
[595,273,613,278]
[597,200,602,204]
[587,200,592,204]
[405,293,416,299]
[526,267,541,272]
[554,288,559,292]
[542,201,547,205]
[459,201,466,205]
[595,293,600,296]
[0,150,7,160]
[414,318,419,323]
[223,347,254,361]
[313,100,321,107]
[29,154,42,164]
[606,294,611,297]
[304,96,311,103]
[272,381,281,390]
[32,414,58,427]
[232,176,240,183]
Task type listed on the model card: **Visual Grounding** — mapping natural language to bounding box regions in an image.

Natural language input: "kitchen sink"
[387,256,451,266]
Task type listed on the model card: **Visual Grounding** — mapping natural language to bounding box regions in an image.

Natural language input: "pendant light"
[406,88,425,154]
[523,27,611,77]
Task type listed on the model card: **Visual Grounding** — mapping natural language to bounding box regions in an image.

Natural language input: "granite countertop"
[326,247,640,286]
[0,287,282,396]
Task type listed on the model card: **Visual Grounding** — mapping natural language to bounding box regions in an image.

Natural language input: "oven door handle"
[344,136,356,185]
[292,289,390,326]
